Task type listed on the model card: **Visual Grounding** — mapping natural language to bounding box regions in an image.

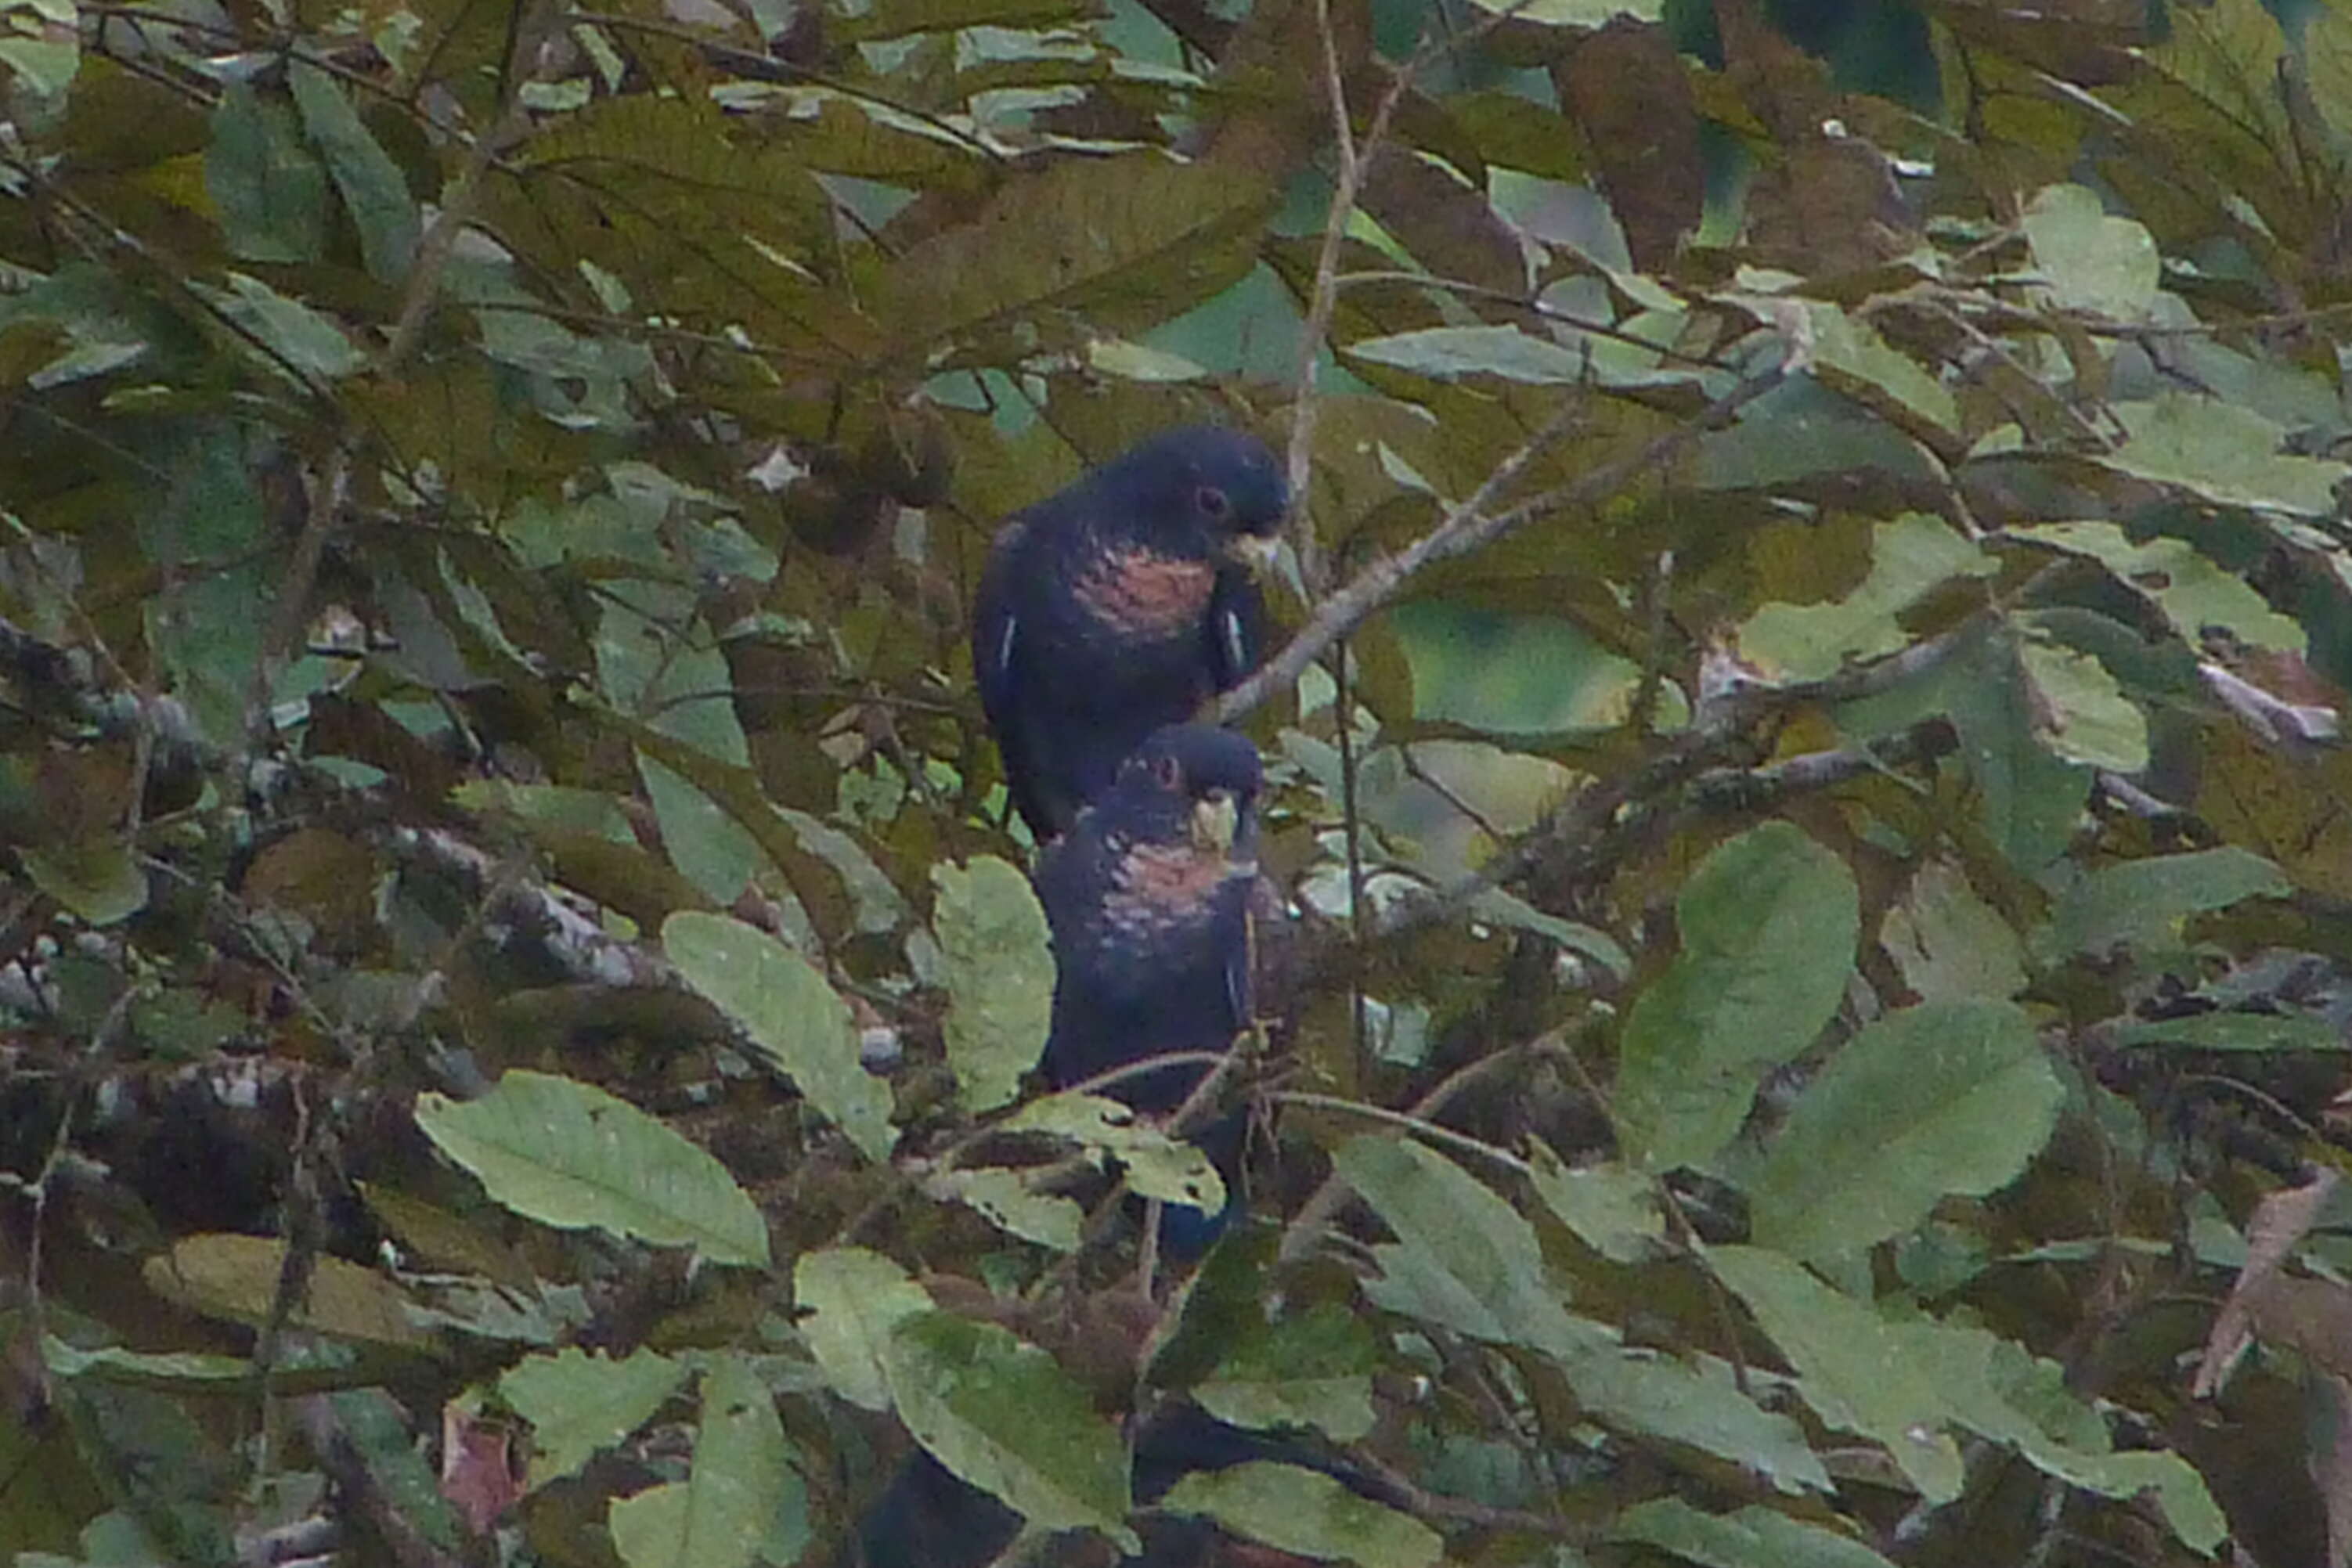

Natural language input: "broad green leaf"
[23,838,146,925]
[287,61,418,283]
[1345,325,1592,384]
[2004,520,2302,652]
[1005,1094,1225,1213]
[881,1312,1133,1548]
[1748,1000,2062,1259]
[664,911,896,1164]
[1334,1135,1579,1350]
[878,150,1274,366]
[1159,1464,1441,1568]
[140,1235,432,1353]
[501,1348,687,1487]
[200,272,364,381]
[1526,1147,1666,1264]
[608,1354,795,1568]
[1800,304,1960,446]
[933,856,1052,1112]
[1881,860,2026,1003]
[0,0,75,98]
[2017,639,2147,771]
[2039,846,2288,961]
[1737,514,1992,683]
[1613,1498,1896,1568]
[1198,1304,1379,1442]
[1612,824,1859,1171]
[795,1249,933,1411]
[1901,1323,2224,1551]
[1707,1246,1964,1501]
[414,1070,771,1267]
[2094,395,2347,517]
[1460,0,1661,22]
[206,84,326,262]
[923,1168,1084,1251]
[2020,184,2159,319]
[1564,1348,1833,1496]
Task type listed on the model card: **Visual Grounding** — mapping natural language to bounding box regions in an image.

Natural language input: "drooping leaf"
[2038,846,2289,961]
[501,1348,689,1488]
[933,856,1052,1112]
[2020,183,2159,319]
[663,911,896,1164]
[206,84,326,263]
[1612,824,1859,1172]
[140,1235,433,1354]
[795,1249,934,1412]
[1612,1498,1897,1568]
[1159,1464,1441,1568]
[608,1353,799,1568]
[1747,1000,2062,1260]
[414,1071,771,1267]
[881,1311,1134,1548]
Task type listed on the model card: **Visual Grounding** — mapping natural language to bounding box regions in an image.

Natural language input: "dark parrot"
[973,425,1287,840]
[851,1404,1376,1568]
[1032,723,1276,1256]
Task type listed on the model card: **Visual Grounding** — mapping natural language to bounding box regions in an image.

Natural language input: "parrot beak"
[1224,532,1282,572]
[1190,790,1239,854]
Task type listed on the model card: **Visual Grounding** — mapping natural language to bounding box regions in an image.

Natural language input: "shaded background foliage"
[7,0,2352,1563]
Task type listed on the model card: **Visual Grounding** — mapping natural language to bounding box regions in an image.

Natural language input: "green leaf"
[1197,1305,1379,1442]
[878,150,1275,366]
[2016,638,2147,772]
[880,1312,1133,1548]
[2094,395,2348,517]
[1881,861,2026,1004]
[1345,325,1593,384]
[206,83,326,263]
[1333,1135,1580,1350]
[1005,1094,1225,1214]
[414,1071,771,1267]
[1526,1147,1666,1264]
[23,838,146,925]
[922,1168,1084,1251]
[1737,514,1993,683]
[1748,1000,2062,1260]
[2039,846,2289,961]
[0,0,77,99]
[933,856,1052,1112]
[1706,1246,1964,1501]
[663,911,896,1164]
[608,1354,796,1568]
[1800,304,1961,447]
[288,61,418,283]
[1613,1498,1896,1568]
[139,1234,433,1353]
[2019,184,2159,319]
[200,272,364,380]
[1562,1350,1832,1497]
[1459,0,1661,23]
[1612,824,1859,1171]
[795,1249,933,1412]
[1159,1464,1442,1568]
[2004,520,2303,652]
[500,1348,688,1488]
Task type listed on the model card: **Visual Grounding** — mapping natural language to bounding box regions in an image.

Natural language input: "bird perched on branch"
[1033,723,1279,1255]
[973,425,1286,840]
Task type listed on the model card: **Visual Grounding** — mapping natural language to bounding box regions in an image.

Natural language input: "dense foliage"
[9,0,2352,1562]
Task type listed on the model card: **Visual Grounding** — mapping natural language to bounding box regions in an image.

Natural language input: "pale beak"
[1224,532,1282,571]
[1190,790,1239,854]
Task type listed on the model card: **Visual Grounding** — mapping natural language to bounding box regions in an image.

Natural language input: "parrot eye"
[1195,485,1231,521]
[1153,753,1184,790]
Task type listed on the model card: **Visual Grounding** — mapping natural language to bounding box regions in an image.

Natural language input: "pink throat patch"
[1103,838,1228,933]
[1071,542,1215,639]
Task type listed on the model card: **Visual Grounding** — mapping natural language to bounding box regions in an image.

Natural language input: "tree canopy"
[5,0,2352,1563]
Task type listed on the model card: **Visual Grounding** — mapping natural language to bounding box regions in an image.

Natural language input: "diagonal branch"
[1221,361,1791,723]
